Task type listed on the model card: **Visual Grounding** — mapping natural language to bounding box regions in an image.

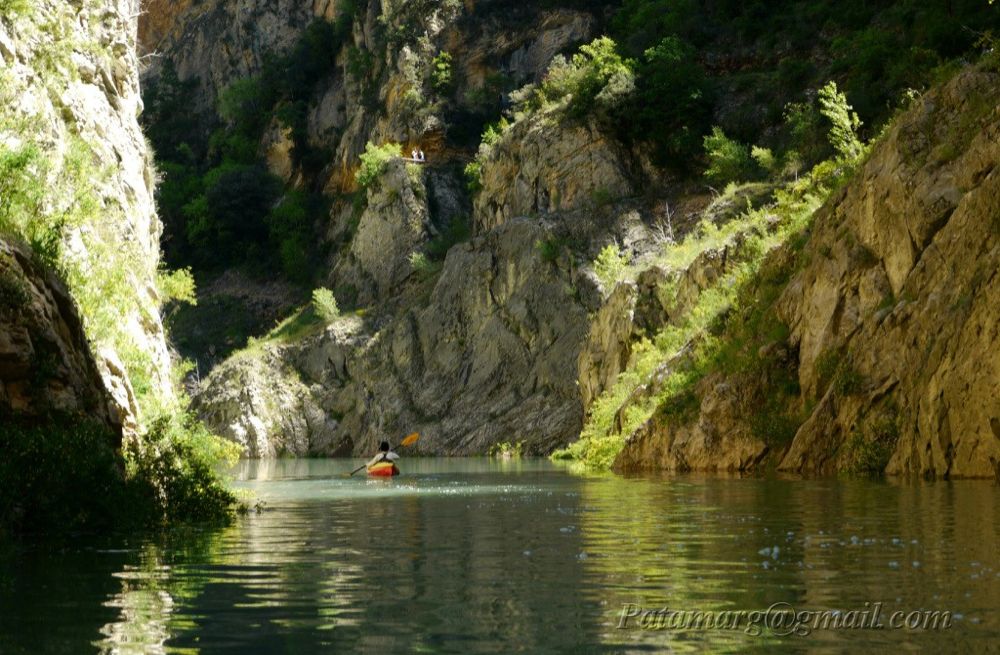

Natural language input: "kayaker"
[367,441,399,468]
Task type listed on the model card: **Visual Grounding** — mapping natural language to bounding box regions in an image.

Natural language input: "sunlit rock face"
[139,0,599,190]
[1,1,175,431]
[473,114,636,233]
[617,67,1000,479]
[195,218,594,457]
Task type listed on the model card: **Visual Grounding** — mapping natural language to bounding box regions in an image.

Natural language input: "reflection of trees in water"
[24,464,999,654]
[98,545,172,654]
[97,533,232,654]
[573,473,775,652]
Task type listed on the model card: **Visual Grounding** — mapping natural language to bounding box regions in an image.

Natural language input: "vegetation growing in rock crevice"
[0,3,239,531]
[554,101,868,468]
[356,141,404,188]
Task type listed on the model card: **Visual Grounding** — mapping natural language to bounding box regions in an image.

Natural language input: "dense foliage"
[496,0,999,171]
[142,13,355,284]
[0,413,238,534]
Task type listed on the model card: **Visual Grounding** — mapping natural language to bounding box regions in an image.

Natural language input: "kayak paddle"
[347,432,420,476]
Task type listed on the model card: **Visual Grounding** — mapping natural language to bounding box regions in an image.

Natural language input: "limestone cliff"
[153,1,1000,474]
[142,0,644,456]
[0,1,174,431]
[473,111,636,232]
[140,0,597,191]
[615,66,1000,479]
[194,215,597,456]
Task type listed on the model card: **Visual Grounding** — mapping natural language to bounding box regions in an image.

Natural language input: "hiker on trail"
[411,148,419,161]
[367,441,400,468]
[417,149,426,162]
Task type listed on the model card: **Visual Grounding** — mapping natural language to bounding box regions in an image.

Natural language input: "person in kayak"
[367,441,399,468]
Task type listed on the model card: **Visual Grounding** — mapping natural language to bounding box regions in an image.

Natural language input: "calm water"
[1,459,998,654]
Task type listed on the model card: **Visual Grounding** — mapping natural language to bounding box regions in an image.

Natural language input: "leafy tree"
[628,36,711,166]
[703,127,754,185]
[818,81,864,161]
[218,77,273,140]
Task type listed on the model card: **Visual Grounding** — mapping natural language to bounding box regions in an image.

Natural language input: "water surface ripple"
[1,458,997,653]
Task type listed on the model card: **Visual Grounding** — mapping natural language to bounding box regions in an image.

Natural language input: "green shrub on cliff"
[312,287,340,322]
[356,141,402,188]
[818,81,865,161]
[593,244,629,290]
[431,51,454,93]
[548,37,635,120]
[157,267,198,306]
[703,127,755,186]
[0,0,30,18]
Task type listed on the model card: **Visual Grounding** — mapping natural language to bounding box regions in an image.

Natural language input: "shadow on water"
[0,459,998,654]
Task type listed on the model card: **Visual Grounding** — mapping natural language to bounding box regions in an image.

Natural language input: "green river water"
[1,458,998,653]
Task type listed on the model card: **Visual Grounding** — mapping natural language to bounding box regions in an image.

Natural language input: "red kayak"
[367,462,400,477]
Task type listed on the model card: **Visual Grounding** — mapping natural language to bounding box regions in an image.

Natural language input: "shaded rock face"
[616,67,1000,479]
[139,0,316,113]
[2,1,175,430]
[0,241,123,437]
[348,218,591,455]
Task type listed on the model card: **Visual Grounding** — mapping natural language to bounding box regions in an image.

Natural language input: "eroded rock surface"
[0,241,124,435]
[617,67,1000,479]
[2,1,175,432]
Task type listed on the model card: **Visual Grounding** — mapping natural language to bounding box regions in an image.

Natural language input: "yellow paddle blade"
[400,432,419,447]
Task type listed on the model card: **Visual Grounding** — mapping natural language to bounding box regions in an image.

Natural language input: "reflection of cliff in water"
[102,459,601,653]
[577,474,1000,652]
